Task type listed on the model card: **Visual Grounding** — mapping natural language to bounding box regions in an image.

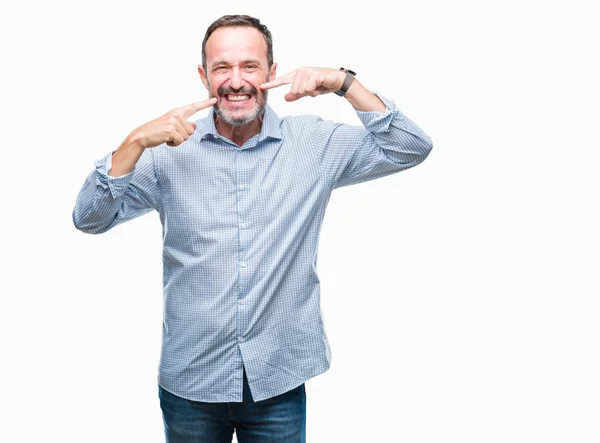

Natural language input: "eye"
[245,64,257,70]
[213,66,228,73]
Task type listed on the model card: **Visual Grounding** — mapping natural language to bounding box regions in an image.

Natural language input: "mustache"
[218,85,259,95]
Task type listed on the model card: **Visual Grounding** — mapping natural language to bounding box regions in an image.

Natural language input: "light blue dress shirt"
[72,92,432,402]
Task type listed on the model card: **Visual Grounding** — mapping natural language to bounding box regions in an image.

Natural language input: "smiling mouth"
[224,94,252,103]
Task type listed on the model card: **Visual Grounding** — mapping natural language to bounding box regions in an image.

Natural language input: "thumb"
[284,92,302,102]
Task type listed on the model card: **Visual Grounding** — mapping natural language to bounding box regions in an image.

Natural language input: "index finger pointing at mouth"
[260,71,296,90]
[179,97,218,118]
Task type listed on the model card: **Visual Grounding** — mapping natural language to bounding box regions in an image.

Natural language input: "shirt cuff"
[94,150,135,199]
[355,92,405,133]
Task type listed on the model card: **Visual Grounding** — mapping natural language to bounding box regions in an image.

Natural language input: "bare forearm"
[109,135,144,177]
[343,77,386,113]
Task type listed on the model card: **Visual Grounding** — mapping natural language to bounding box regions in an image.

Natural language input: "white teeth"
[227,94,251,101]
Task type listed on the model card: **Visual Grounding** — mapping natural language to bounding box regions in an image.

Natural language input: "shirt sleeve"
[72,147,160,234]
[316,92,433,190]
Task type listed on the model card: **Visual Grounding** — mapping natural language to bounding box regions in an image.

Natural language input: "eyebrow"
[211,59,262,69]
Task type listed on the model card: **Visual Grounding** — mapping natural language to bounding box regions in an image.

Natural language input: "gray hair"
[202,15,274,72]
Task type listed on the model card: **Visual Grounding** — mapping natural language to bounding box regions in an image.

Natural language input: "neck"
[215,113,264,147]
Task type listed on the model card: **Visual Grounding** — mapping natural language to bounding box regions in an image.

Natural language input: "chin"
[216,105,263,127]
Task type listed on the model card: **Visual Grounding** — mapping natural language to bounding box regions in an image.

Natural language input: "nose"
[229,67,244,90]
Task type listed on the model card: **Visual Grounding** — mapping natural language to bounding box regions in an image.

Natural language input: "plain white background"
[2,0,598,442]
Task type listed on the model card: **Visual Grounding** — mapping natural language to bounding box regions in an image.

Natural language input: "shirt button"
[240,262,247,268]
[238,184,246,190]
[238,337,245,342]
[240,223,247,229]
[239,299,245,304]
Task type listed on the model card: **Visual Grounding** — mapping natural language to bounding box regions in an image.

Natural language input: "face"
[199,26,277,127]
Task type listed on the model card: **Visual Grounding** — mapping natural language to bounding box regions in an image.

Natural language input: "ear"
[268,62,278,82]
[197,65,209,90]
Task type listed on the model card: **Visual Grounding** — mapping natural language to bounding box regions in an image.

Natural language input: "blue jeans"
[158,368,306,442]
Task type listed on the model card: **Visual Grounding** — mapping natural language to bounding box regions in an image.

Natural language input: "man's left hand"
[259,67,345,101]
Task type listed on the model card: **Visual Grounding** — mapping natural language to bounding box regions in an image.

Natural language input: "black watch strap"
[334,67,356,97]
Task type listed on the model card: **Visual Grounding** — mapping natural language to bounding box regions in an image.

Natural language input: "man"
[72,14,432,443]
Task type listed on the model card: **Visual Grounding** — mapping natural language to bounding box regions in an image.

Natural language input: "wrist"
[334,67,356,97]
[337,70,346,90]
[110,138,144,177]
[125,132,145,152]
[343,79,386,113]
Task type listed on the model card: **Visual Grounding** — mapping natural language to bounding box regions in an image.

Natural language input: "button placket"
[235,149,253,345]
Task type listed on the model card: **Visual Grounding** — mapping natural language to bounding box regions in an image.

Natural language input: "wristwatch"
[334,67,356,97]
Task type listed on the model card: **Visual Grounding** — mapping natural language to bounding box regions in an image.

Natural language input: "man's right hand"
[109,98,217,177]
[129,97,218,149]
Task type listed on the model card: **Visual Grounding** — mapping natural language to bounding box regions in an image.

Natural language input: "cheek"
[209,75,228,92]
[245,73,266,90]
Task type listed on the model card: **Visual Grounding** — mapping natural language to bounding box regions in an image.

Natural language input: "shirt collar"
[194,103,283,143]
